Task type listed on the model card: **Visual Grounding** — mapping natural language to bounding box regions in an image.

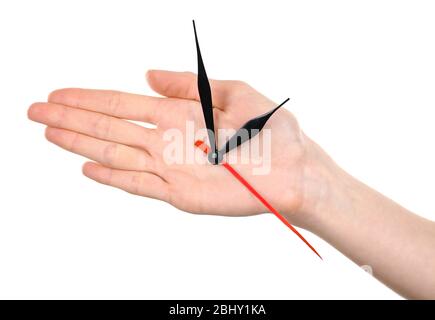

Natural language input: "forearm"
[302,139,435,299]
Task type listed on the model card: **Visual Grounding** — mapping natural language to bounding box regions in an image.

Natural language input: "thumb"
[146,70,247,108]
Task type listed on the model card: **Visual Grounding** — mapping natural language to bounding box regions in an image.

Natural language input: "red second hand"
[195,140,322,260]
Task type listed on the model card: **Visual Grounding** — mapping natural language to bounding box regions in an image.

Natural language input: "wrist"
[290,134,355,232]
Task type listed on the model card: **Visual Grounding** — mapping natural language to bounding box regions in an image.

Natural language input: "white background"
[1,0,434,299]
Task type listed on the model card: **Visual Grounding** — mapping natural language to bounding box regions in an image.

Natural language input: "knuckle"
[102,167,114,186]
[53,104,68,127]
[140,153,152,171]
[140,130,157,152]
[103,143,119,166]
[135,150,149,171]
[68,132,81,152]
[130,173,142,195]
[148,156,162,175]
[107,90,122,115]
[93,114,112,139]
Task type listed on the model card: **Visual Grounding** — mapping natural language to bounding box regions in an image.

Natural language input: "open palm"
[28,70,310,223]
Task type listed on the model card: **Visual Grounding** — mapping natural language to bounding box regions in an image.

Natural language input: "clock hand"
[195,140,322,259]
[216,98,290,162]
[193,20,218,164]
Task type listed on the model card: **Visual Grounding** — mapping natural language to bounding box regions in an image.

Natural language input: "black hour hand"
[217,98,290,163]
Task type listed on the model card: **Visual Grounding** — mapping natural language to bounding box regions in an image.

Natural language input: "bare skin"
[28,70,435,299]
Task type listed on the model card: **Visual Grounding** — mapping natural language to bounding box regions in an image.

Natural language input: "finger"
[146,70,251,108]
[45,127,158,172]
[48,88,185,124]
[28,102,159,153]
[82,161,169,201]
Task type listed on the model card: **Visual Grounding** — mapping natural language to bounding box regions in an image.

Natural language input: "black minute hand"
[217,98,290,162]
[193,20,218,164]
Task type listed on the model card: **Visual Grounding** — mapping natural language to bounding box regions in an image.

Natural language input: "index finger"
[48,88,186,124]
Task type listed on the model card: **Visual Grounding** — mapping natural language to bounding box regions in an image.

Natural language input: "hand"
[27,70,435,298]
[28,70,328,227]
